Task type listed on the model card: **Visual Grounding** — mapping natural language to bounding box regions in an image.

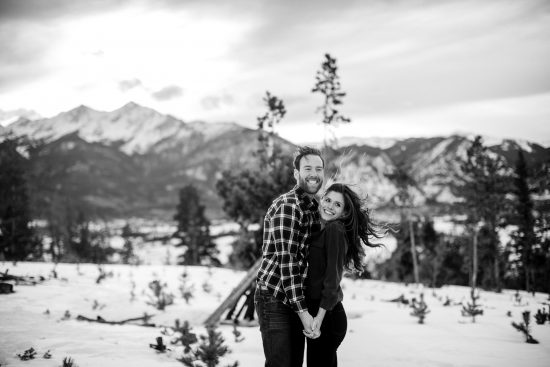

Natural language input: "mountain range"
[2,103,549,220]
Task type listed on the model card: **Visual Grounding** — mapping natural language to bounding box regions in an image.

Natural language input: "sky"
[0,0,549,145]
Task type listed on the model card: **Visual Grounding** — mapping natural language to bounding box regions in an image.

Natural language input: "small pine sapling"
[511,311,539,344]
[513,290,527,306]
[179,270,195,304]
[410,293,430,324]
[96,266,106,284]
[61,310,71,320]
[462,288,483,323]
[506,311,512,317]
[43,350,52,359]
[17,347,37,360]
[178,325,239,367]
[534,308,548,325]
[62,356,78,367]
[170,319,198,353]
[147,279,175,310]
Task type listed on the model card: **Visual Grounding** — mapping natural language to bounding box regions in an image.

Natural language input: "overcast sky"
[1,0,549,145]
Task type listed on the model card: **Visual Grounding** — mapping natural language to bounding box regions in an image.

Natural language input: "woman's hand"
[310,307,326,338]
[312,314,324,332]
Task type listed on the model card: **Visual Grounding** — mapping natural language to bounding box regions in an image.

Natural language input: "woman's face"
[319,190,345,221]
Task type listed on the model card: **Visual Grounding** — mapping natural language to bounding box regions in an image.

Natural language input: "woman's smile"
[320,191,345,221]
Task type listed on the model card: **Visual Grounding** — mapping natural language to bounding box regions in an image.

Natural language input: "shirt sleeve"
[271,202,307,312]
[320,221,347,311]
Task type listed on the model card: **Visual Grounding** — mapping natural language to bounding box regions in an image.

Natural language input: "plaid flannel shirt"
[256,185,321,312]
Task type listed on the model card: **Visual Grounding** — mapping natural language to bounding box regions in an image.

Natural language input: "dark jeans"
[306,301,347,367]
[255,287,305,367]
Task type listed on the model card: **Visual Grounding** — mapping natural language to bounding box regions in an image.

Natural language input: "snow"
[2,261,549,367]
[338,137,399,149]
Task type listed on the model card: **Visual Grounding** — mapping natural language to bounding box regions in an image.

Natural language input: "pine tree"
[120,223,135,264]
[459,136,510,291]
[410,293,430,324]
[312,53,350,148]
[195,325,232,367]
[534,308,548,325]
[256,91,286,169]
[0,136,38,260]
[509,149,538,293]
[178,325,238,367]
[531,160,550,295]
[511,311,539,344]
[146,279,175,310]
[174,184,219,266]
[461,288,484,323]
[419,219,446,287]
[170,319,198,352]
[386,167,420,284]
[216,93,294,268]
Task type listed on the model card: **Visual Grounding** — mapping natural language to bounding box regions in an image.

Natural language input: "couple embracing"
[255,146,386,367]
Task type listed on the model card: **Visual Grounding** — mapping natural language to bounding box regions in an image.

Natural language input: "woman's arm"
[320,221,347,311]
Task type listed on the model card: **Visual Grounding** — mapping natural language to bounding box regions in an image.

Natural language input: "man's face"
[294,154,324,195]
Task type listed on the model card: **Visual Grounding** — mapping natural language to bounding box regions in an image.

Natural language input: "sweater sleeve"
[320,221,347,311]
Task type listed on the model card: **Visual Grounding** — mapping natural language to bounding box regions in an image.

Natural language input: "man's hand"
[298,310,314,335]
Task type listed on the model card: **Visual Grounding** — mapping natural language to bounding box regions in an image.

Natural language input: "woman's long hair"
[325,183,388,273]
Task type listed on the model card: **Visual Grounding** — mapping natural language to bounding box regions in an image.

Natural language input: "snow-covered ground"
[1,262,550,367]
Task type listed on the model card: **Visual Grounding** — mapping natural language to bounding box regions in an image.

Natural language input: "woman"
[304,183,386,367]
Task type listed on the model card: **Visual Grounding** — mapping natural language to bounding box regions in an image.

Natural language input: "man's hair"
[293,146,324,170]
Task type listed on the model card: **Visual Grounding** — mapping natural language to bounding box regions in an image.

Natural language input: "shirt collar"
[294,185,319,211]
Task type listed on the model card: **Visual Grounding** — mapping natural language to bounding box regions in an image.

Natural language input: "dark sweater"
[305,220,348,311]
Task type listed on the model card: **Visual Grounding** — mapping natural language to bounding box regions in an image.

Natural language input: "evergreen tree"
[532,160,550,295]
[459,136,510,291]
[312,53,350,148]
[0,136,38,260]
[120,223,135,264]
[174,184,219,266]
[410,293,430,324]
[511,311,539,344]
[418,219,445,287]
[386,167,420,284]
[461,288,484,323]
[216,92,294,268]
[256,91,286,169]
[509,150,538,293]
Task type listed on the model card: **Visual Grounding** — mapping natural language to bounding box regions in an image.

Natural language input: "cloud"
[201,93,234,110]
[151,85,183,101]
[119,79,143,92]
[0,0,132,21]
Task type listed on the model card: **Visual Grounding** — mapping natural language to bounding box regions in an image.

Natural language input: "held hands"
[299,310,325,339]
[298,311,319,339]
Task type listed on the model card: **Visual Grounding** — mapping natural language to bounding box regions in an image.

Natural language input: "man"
[255,146,325,367]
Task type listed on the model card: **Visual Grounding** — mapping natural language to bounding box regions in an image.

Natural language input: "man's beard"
[298,175,323,195]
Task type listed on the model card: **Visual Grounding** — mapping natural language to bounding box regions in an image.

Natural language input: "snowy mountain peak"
[4,102,245,155]
[0,108,42,127]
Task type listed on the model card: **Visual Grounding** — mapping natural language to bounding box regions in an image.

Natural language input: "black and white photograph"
[1,0,549,366]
